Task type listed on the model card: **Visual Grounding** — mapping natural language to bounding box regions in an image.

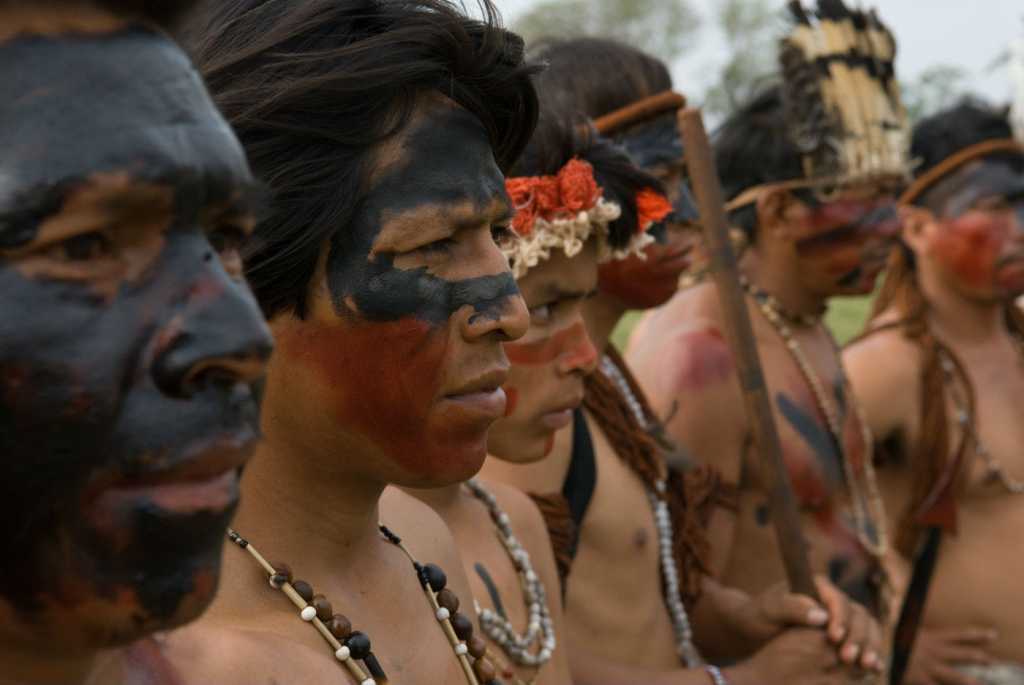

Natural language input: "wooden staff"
[677,107,819,600]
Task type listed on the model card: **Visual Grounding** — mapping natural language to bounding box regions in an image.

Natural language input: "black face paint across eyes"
[616,113,699,224]
[925,158,1024,220]
[327,105,519,324]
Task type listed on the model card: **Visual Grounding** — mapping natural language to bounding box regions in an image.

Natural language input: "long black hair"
[188,0,540,318]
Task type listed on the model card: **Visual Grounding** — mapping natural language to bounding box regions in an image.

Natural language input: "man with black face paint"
[630,4,908,680]
[846,102,1024,685]
[0,2,273,684]
[168,2,538,684]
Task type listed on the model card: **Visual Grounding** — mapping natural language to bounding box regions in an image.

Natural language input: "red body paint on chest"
[505,321,597,371]
[671,327,734,391]
[280,317,486,480]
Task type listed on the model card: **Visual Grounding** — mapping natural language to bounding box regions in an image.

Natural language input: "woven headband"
[899,138,1024,205]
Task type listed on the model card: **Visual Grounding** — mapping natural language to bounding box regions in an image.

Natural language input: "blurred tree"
[512,0,701,63]
[900,64,972,122]
[700,0,778,119]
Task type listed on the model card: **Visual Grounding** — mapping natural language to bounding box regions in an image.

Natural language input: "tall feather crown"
[779,0,911,191]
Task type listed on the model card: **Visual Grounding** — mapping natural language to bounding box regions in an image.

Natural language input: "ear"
[755,189,803,241]
[899,204,934,253]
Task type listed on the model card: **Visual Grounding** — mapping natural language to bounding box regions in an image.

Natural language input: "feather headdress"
[730,0,911,209]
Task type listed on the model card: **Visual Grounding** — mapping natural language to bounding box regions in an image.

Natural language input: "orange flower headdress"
[504,159,671,277]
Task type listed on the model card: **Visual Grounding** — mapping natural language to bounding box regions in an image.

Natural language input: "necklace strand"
[741,280,889,559]
[940,333,1024,495]
[228,526,496,685]
[464,479,556,682]
[599,355,704,668]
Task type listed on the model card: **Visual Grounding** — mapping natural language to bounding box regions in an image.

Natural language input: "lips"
[83,426,259,520]
[538,392,584,431]
[442,366,510,421]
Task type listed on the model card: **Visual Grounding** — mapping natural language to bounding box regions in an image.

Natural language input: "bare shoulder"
[843,310,923,390]
[380,486,462,570]
[627,283,737,404]
[165,621,329,684]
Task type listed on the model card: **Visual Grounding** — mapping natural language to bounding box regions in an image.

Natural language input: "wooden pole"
[677,107,820,600]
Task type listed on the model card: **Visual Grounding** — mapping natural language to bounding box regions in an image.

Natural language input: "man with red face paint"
[629,4,909,681]
[846,102,1024,685]
[0,3,274,684]
[167,2,539,684]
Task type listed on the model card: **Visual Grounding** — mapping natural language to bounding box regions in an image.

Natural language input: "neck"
[230,428,386,578]
[584,292,629,353]
[400,483,463,518]
[918,262,1009,344]
[744,249,827,319]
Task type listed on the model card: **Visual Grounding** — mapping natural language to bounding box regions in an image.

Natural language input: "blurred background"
[495,0,1024,345]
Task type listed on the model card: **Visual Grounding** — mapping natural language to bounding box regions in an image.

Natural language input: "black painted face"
[617,113,699,226]
[0,27,272,650]
[273,99,528,488]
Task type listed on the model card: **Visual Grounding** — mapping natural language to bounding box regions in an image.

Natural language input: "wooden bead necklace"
[228,526,499,684]
[741,279,890,559]
[464,478,556,679]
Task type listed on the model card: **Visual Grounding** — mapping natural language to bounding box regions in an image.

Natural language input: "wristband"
[705,665,728,685]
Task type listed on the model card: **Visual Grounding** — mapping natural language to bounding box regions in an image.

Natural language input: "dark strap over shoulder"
[563,407,597,530]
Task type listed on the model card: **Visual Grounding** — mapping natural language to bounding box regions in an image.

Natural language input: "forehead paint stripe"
[617,113,684,169]
[326,103,516,325]
[505,321,595,367]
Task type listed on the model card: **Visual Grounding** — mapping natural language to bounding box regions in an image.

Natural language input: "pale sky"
[495,0,1024,108]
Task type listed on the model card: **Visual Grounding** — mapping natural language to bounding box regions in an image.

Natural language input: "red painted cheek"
[280,318,481,479]
[671,327,734,392]
[931,213,1008,289]
[506,321,597,372]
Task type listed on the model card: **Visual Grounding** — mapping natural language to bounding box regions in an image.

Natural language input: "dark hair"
[910,98,1023,208]
[529,37,672,119]
[714,85,811,242]
[511,108,665,251]
[188,0,539,318]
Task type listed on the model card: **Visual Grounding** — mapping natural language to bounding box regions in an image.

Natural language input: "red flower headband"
[506,158,603,237]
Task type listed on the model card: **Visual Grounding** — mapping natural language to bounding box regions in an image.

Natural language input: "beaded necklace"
[598,354,703,668]
[741,280,889,559]
[227,526,498,685]
[463,479,556,684]
[739,275,824,328]
[939,332,1024,495]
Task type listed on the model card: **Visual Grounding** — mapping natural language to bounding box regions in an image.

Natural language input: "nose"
[555,319,600,377]
[152,243,273,399]
[461,237,530,343]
